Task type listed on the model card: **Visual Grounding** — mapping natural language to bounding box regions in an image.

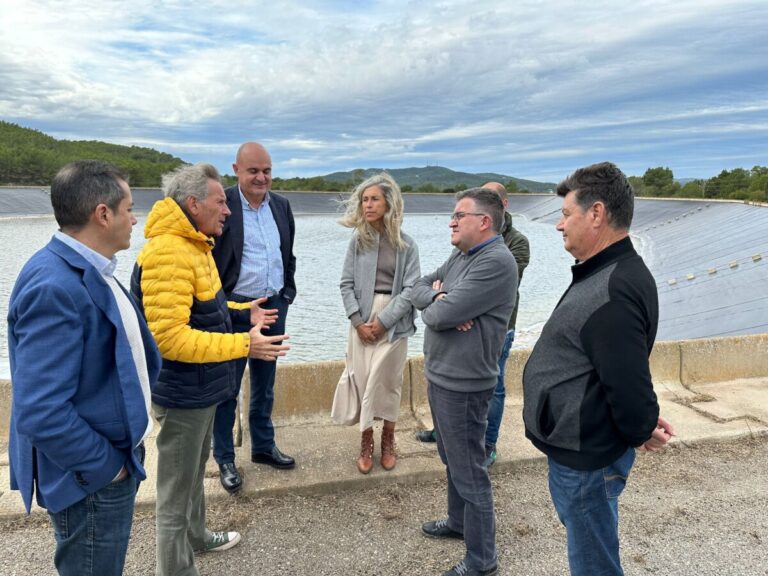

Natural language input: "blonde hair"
[339,172,406,250]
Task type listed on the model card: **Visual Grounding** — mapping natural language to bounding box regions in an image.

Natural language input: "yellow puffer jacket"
[131,197,252,408]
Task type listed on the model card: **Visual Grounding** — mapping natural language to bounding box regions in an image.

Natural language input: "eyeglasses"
[450,212,487,222]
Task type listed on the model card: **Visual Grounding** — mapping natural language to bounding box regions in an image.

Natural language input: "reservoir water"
[3,189,767,380]
[0,207,572,379]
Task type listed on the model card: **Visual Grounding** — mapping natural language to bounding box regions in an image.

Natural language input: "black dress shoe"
[251,445,295,469]
[219,462,243,494]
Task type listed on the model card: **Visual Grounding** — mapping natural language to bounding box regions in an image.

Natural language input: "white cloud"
[1,0,766,180]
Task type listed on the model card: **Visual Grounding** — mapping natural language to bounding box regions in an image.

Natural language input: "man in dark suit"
[212,142,297,492]
[8,160,161,576]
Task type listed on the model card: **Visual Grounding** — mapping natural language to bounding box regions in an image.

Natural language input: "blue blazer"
[7,237,162,514]
[212,185,297,302]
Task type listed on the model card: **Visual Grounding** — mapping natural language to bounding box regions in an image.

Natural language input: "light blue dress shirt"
[232,188,284,298]
[54,230,117,276]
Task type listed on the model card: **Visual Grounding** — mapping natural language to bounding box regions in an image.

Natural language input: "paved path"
[2,375,766,521]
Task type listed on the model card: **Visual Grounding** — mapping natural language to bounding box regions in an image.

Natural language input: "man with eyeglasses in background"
[411,188,517,576]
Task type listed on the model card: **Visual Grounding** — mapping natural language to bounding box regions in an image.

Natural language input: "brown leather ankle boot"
[357,428,374,474]
[380,425,396,471]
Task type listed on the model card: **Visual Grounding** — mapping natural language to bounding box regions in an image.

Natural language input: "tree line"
[256,177,523,195]
[137,165,768,201]
[0,121,185,187]
[2,121,765,201]
[629,166,768,202]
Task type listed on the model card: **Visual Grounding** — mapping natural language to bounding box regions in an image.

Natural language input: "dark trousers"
[213,293,289,463]
[429,381,497,572]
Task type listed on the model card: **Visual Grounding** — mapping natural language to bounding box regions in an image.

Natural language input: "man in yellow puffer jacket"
[131,163,290,576]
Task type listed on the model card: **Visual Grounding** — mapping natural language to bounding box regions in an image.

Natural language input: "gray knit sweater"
[411,237,517,392]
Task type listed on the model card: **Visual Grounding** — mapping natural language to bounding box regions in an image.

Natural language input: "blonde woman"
[332,173,420,473]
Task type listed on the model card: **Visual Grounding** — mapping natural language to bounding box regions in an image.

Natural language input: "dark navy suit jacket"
[213,185,297,303]
[7,237,161,513]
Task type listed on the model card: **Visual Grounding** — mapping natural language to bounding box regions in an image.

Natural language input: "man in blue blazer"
[212,142,297,492]
[8,160,161,576]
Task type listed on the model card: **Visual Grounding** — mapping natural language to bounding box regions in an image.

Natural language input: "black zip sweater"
[523,236,659,470]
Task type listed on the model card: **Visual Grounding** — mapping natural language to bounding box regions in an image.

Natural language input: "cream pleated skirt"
[332,294,408,431]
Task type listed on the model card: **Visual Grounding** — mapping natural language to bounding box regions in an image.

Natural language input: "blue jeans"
[213,293,289,463]
[48,474,137,576]
[485,329,514,446]
[548,448,636,576]
[429,381,497,572]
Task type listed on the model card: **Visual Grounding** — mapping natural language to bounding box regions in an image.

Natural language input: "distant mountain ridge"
[322,166,555,193]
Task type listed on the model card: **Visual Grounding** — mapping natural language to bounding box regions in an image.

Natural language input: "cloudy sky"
[1,0,766,182]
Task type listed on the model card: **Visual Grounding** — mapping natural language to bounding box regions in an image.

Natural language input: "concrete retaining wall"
[0,379,9,441]
[677,334,768,384]
[2,333,767,438]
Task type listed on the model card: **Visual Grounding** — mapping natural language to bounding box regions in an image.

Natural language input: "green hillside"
[0,121,185,186]
[322,166,554,193]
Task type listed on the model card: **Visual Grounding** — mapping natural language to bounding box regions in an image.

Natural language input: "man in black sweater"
[523,162,674,576]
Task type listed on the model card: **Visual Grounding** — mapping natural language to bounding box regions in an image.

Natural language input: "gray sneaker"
[443,559,498,575]
[200,531,241,552]
[422,518,464,540]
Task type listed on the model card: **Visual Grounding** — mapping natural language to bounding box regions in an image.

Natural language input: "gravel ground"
[3,435,767,576]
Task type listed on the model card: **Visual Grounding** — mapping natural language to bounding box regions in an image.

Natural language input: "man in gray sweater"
[411,188,517,576]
